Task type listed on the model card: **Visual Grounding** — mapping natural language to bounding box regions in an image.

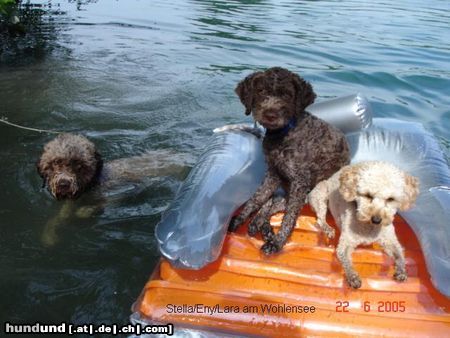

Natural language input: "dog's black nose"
[59,178,71,187]
[371,216,382,224]
[264,113,277,122]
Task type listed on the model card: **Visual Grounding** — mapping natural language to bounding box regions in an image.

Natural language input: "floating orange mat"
[133,206,450,337]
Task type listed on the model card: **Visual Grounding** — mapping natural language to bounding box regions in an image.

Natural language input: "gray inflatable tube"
[155,93,450,298]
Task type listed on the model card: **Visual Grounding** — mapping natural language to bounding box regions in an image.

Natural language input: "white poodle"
[308,161,419,288]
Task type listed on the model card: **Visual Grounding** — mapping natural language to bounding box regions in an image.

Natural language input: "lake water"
[1,0,449,329]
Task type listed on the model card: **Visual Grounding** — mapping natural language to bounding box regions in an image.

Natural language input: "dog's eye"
[71,160,83,170]
[387,197,395,202]
[364,193,373,200]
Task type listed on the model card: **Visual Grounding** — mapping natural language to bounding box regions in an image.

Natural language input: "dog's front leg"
[247,198,273,237]
[261,182,307,254]
[249,195,286,239]
[259,196,286,242]
[336,240,361,288]
[229,170,280,232]
[379,230,407,282]
[41,201,75,247]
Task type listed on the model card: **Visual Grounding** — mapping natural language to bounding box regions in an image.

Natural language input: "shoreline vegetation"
[0,1,97,64]
[1,0,26,35]
[0,0,19,23]
[0,1,55,64]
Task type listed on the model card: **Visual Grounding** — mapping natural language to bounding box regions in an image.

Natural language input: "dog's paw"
[315,221,335,239]
[261,240,282,255]
[324,227,335,239]
[228,216,242,232]
[41,231,58,247]
[75,206,97,218]
[261,223,275,242]
[394,270,408,282]
[346,274,362,289]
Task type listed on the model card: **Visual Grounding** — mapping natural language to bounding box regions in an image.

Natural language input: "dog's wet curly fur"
[309,161,419,288]
[37,133,192,200]
[229,67,350,254]
[37,133,103,200]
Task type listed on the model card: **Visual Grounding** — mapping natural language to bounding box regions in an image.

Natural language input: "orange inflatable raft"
[132,206,450,337]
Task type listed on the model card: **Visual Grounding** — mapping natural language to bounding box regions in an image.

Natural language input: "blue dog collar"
[265,116,297,138]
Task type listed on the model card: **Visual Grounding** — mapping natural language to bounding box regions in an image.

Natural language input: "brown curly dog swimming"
[229,67,350,254]
[37,132,193,246]
[37,133,192,200]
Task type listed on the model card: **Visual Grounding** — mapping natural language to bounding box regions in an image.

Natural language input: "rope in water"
[0,116,61,134]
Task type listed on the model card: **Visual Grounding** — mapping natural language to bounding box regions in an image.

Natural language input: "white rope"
[0,116,61,134]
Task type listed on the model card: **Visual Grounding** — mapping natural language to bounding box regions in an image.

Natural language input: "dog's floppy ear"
[235,71,262,116]
[339,165,360,202]
[291,73,316,113]
[400,173,419,211]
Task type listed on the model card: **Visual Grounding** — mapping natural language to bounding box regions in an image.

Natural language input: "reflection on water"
[0,0,449,327]
[190,0,270,42]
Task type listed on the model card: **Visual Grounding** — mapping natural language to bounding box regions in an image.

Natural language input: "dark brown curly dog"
[229,67,350,254]
[37,133,191,200]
